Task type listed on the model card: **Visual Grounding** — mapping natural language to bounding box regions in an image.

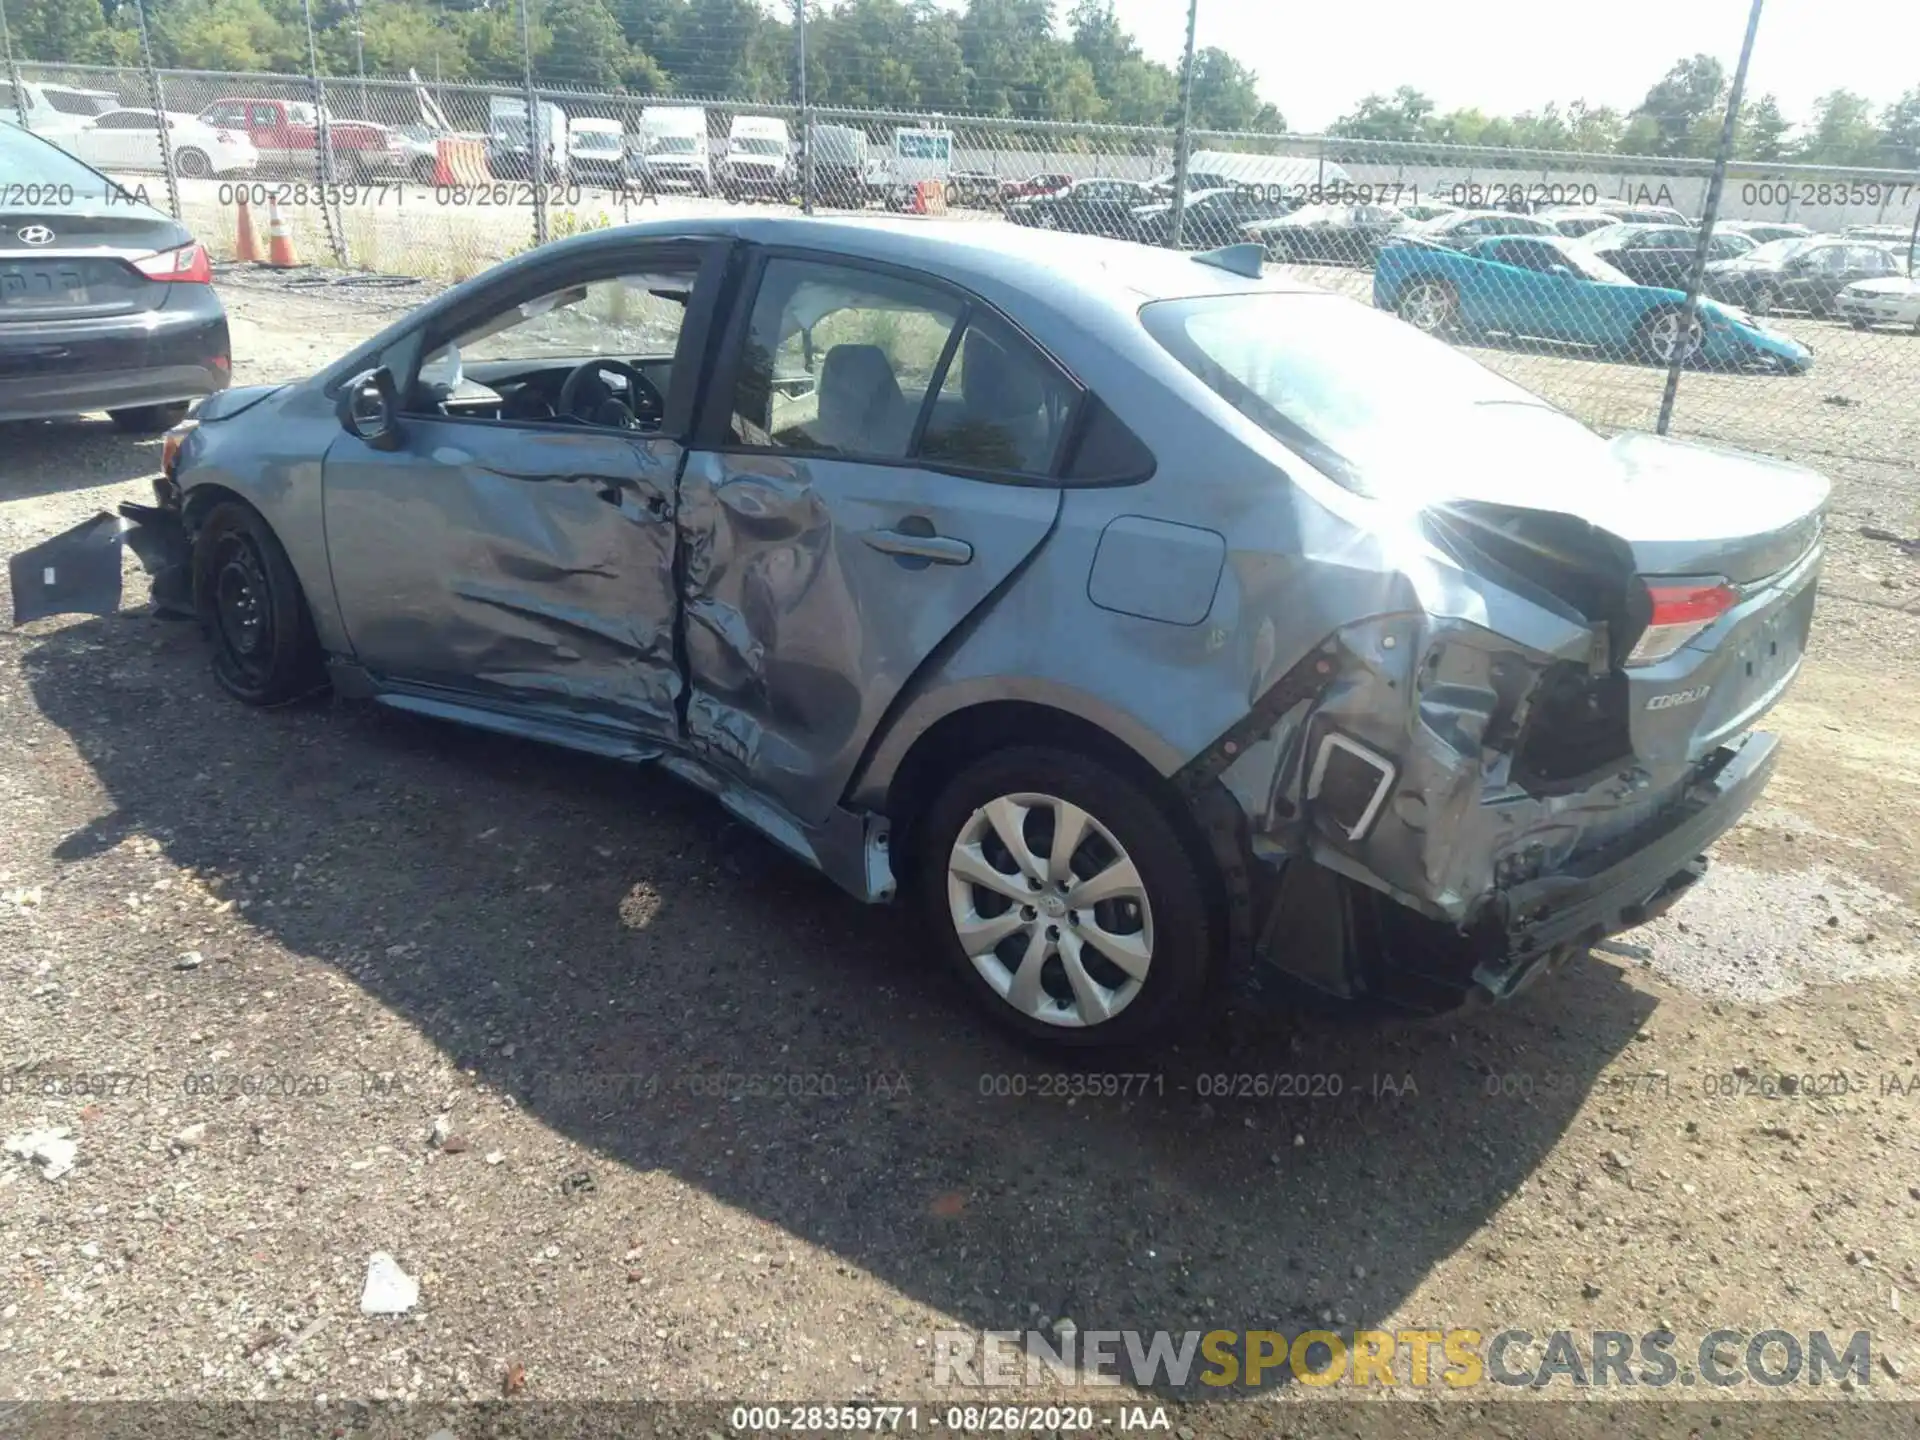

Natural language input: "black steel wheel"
[193,501,325,705]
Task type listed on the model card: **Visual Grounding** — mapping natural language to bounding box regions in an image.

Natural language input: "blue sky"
[1103,0,1918,132]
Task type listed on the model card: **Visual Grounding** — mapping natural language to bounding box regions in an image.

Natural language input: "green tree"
[1628,54,1726,156]
[1794,88,1883,165]
[1735,93,1791,161]
[1563,100,1624,152]
[539,0,631,89]
[8,0,122,63]
[1185,46,1279,132]
[957,0,1054,117]
[1329,86,1434,142]
[1881,88,1920,168]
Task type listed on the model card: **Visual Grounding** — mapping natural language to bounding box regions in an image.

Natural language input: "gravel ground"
[0,279,1917,1429]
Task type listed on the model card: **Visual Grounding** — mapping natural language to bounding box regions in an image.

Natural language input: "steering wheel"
[557,358,665,430]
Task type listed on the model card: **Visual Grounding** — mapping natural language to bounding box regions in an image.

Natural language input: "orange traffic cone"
[265,197,300,268]
[233,195,261,263]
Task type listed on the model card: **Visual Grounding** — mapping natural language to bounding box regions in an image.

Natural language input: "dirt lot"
[1,277,1918,1430]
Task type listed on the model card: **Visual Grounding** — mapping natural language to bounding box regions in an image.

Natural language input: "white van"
[723,114,790,199]
[568,116,633,188]
[872,125,952,208]
[639,105,711,195]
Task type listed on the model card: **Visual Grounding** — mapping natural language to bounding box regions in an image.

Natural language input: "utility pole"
[519,0,546,245]
[1168,0,1199,249]
[352,0,367,120]
[1656,0,1763,435]
[0,0,31,134]
[796,0,813,213]
[302,0,347,265]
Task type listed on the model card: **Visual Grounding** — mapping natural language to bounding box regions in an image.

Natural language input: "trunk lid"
[0,204,188,324]
[1426,427,1827,782]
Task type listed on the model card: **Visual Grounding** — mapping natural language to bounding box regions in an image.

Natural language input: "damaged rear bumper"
[1463,728,1775,999]
[1240,730,1775,1013]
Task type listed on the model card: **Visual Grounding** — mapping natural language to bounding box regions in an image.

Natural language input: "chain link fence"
[3,0,1915,470]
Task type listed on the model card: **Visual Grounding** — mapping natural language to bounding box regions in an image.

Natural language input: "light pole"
[1168,0,1199,249]
[0,0,30,135]
[351,0,367,120]
[796,0,813,213]
[1656,0,1764,435]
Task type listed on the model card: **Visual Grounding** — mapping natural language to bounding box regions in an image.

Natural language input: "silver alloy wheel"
[1647,309,1703,363]
[945,791,1154,1028]
[1398,281,1454,332]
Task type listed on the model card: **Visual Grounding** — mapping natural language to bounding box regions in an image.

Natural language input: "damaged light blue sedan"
[12,217,1827,1047]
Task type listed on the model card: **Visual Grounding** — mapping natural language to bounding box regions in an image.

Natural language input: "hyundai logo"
[16,225,55,246]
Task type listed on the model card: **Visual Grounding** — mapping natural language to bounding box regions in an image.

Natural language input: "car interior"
[406,270,692,430]
[735,291,1071,474]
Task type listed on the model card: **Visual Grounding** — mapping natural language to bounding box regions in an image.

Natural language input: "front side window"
[729,258,1073,475]
[410,264,695,422]
[441,270,692,370]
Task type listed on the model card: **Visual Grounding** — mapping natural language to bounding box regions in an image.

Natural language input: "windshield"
[0,122,129,199]
[651,135,698,154]
[1551,239,1635,284]
[574,129,622,151]
[1743,237,1811,264]
[1141,292,1601,499]
[732,136,785,155]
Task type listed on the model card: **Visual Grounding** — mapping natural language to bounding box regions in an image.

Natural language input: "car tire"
[174,148,213,179]
[1849,318,1871,330]
[914,747,1219,1049]
[110,402,191,434]
[192,501,326,707]
[1636,305,1704,366]
[1395,278,1458,334]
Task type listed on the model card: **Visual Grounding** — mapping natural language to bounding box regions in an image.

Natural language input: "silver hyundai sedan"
[13,216,1828,1047]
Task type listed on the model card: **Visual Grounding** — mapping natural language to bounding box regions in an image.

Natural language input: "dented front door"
[322,421,684,740]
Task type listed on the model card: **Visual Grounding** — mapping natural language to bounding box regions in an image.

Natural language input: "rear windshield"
[1141,292,1600,499]
[0,122,125,199]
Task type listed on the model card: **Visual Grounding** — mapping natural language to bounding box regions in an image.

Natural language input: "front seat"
[811,343,907,456]
[958,327,1050,470]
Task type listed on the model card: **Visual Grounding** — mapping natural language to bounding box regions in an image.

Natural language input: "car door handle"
[862,527,973,565]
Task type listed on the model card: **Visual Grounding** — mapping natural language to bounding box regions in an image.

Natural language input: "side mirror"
[337,367,401,450]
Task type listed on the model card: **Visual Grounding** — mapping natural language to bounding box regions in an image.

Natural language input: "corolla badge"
[16,225,56,246]
[1645,685,1712,711]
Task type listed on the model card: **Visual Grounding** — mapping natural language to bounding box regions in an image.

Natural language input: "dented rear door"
[322,422,685,740]
[676,450,1059,826]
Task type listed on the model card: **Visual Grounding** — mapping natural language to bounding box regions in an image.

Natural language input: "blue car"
[1373,233,1812,373]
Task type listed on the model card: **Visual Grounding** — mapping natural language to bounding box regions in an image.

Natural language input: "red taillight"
[133,241,212,284]
[1628,580,1738,665]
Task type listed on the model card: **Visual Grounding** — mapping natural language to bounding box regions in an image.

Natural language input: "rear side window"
[728,258,1074,477]
[731,259,962,460]
[919,313,1074,474]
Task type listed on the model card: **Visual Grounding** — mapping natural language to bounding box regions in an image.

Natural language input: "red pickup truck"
[195,98,407,180]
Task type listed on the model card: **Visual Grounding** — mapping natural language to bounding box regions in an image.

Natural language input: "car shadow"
[0,418,166,502]
[19,611,1659,1395]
